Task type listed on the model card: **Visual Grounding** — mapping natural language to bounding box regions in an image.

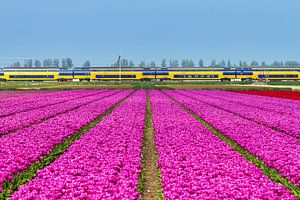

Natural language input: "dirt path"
[139,92,164,200]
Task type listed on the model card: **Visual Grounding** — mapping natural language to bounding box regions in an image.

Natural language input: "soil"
[140,93,163,200]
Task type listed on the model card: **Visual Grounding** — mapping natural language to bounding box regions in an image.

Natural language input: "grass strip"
[0,91,134,199]
[138,91,164,200]
[162,91,300,199]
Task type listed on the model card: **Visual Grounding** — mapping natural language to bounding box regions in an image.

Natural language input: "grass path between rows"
[138,91,164,200]
[0,91,134,199]
[162,90,300,199]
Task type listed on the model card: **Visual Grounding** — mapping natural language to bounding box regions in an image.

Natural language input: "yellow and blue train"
[0,67,299,81]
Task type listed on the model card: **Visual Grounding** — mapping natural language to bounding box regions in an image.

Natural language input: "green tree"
[227,60,231,67]
[139,61,146,68]
[27,59,33,68]
[150,61,156,68]
[34,60,41,67]
[199,59,204,67]
[239,60,243,67]
[66,58,73,68]
[129,61,134,67]
[210,60,216,67]
[121,59,129,67]
[161,59,167,67]
[83,60,91,68]
[250,61,259,67]
[62,59,67,68]
[285,60,299,67]
[53,59,59,68]
[220,60,226,67]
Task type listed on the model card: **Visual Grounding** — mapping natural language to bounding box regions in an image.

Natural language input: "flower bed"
[0,90,131,192]
[0,90,114,135]
[166,90,300,187]
[150,90,294,199]
[11,91,146,199]
[232,90,300,100]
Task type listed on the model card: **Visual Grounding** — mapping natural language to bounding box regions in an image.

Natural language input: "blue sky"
[0,0,299,66]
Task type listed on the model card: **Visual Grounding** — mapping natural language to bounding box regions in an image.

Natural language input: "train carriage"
[0,67,300,82]
[91,71,142,81]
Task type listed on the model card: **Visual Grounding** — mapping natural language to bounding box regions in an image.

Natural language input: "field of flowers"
[0,89,299,199]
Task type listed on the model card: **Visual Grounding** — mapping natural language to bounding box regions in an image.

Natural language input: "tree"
[285,60,299,67]
[161,59,167,68]
[53,59,59,68]
[13,62,21,68]
[188,60,195,67]
[250,61,259,67]
[280,61,284,67]
[27,59,33,68]
[239,60,243,67]
[170,60,179,67]
[83,60,91,68]
[121,59,129,67]
[242,61,248,67]
[227,60,231,67]
[24,60,28,68]
[181,59,187,67]
[138,61,146,68]
[199,59,204,67]
[271,61,279,67]
[210,60,217,67]
[261,61,267,67]
[34,60,41,67]
[62,59,67,68]
[173,60,179,67]
[220,60,226,68]
[150,61,156,68]
[181,59,195,67]
[129,61,134,67]
[66,58,73,68]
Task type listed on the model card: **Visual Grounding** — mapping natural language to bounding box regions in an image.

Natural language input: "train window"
[9,75,54,78]
[0,73,4,76]
[223,72,237,75]
[59,73,73,76]
[174,74,218,78]
[96,75,136,79]
[142,71,155,76]
[156,71,169,75]
[74,73,90,76]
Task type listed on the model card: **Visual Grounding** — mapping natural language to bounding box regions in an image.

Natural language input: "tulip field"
[0,89,299,199]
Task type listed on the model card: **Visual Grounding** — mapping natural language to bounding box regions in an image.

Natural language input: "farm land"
[0,85,299,199]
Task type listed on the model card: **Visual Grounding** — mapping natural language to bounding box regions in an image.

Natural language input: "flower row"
[166,90,300,187]
[179,90,300,138]
[11,91,146,199]
[207,90,300,117]
[0,90,99,117]
[234,90,300,101]
[150,90,294,199]
[0,90,113,135]
[0,90,131,192]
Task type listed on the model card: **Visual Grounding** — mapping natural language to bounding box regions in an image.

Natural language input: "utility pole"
[118,55,121,83]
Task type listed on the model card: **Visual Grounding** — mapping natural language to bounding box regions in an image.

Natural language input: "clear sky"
[0,0,299,66]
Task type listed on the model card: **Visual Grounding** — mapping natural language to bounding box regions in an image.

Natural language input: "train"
[0,67,299,82]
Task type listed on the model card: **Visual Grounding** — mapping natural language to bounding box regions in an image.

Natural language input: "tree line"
[11,58,75,68]
[9,58,300,68]
[125,59,300,68]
